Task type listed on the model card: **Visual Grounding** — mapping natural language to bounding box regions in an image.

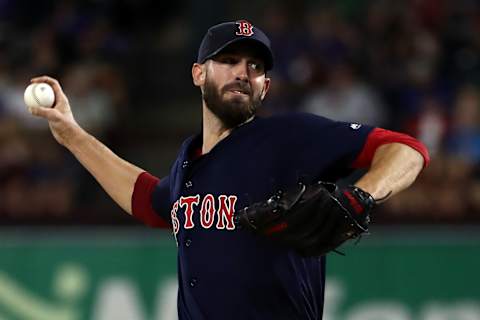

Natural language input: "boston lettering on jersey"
[170,194,238,243]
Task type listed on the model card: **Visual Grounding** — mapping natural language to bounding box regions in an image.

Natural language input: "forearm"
[354,143,424,202]
[65,127,144,214]
[27,76,147,215]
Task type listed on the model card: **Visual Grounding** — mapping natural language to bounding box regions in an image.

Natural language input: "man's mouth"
[224,83,251,97]
[229,89,249,95]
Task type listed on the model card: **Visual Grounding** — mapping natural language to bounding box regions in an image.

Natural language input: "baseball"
[24,82,55,109]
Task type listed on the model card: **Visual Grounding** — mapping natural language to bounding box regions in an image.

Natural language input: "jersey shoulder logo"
[349,123,362,130]
[236,20,254,37]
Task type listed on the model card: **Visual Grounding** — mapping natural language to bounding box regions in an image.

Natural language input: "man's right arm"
[65,127,144,214]
[28,76,143,215]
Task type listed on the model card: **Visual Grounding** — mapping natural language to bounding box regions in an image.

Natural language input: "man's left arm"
[348,126,430,203]
[234,126,430,256]
[354,143,425,202]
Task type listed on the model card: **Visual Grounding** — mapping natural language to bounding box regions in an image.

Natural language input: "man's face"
[201,43,270,129]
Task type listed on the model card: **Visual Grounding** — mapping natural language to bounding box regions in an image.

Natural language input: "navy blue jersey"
[151,113,373,320]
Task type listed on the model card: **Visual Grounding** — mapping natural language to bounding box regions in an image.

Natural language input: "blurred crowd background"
[1,0,479,225]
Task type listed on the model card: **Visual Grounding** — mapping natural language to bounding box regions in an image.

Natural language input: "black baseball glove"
[234,182,376,257]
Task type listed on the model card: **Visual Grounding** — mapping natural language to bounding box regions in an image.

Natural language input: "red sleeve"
[131,172,170,228]
[351,128,430,169]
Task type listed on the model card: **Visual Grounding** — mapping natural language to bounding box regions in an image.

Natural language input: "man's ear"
[192,63,206,87]
[261,77,271,100]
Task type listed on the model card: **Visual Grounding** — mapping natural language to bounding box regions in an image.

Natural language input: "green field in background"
[0,226,478,320]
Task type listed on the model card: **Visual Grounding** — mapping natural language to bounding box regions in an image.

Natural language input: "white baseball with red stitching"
[24,82,55,108]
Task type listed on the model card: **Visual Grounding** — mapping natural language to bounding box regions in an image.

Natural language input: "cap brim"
[200,38,273,71]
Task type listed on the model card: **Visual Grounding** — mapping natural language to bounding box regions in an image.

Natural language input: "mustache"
[222,82,252,95]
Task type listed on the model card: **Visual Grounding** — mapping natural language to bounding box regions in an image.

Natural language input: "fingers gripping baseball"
[27,75,80,146]
[28,104,58,120]
[30,76,70,112]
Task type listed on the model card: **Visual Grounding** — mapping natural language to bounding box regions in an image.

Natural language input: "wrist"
[340,185,376,216]
[354,179,393,203]
[61,124,89,150]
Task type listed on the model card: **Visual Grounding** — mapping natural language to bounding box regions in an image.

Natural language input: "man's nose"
[233,61,249,82]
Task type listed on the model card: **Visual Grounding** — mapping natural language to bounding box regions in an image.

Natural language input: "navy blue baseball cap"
[197,20,274,71]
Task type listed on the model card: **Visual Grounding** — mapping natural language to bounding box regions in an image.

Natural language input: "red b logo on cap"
[236,20,254,37]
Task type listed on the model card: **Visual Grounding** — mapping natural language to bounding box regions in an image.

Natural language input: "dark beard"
[203,78,262,129]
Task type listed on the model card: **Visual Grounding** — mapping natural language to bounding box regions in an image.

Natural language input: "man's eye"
[221,57,236,64]
[249,62,264,72]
